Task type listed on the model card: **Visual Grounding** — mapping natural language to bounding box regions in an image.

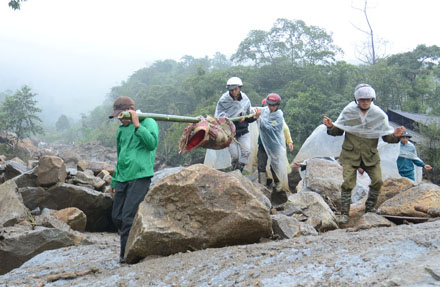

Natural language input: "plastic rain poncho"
[257,107,289,191]
[204,91,253,169]
[293,124,402,181]
[398,141,423,183]
[333,102,394,139]
[294,100,402,181]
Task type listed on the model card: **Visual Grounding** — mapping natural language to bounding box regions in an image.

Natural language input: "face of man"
[268,104,278,112]
[357,98,372,110]
[229,87,240,98]
[400,136,410,144]
[119,105,135,126]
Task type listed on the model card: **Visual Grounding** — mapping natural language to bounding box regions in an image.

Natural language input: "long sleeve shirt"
[111,118,159,188]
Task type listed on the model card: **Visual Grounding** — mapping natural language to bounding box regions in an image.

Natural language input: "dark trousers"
[112,177,151,258]
[257,144,278,183]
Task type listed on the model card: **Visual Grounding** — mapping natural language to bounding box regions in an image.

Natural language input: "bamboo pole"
[118,112,256,123]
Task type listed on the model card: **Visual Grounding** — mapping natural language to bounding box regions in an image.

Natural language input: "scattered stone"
[352,213,395,231]
[72,171,106,190]
[0,180,28,227]
[54,207,87,232]
[42,184,113,231]
[35,156,67,187]
[271,214,318,239]
[77,160,115,176]
[285,191,338,232]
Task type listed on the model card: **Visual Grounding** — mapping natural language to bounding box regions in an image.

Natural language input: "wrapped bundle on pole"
[118,112,255,154]
[178,115,236,155]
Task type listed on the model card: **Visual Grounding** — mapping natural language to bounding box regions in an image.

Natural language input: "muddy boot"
[365,189,379,213]
[258,172,267,186]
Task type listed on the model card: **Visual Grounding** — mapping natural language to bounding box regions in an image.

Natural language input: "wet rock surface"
[1,221,439,286]
[0,225,88,275]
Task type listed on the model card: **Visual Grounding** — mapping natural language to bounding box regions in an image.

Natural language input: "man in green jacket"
[323,84,405,225]
[108,96,159,264]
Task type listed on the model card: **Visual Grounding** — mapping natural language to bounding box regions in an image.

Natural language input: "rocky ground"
[1,220,439,287]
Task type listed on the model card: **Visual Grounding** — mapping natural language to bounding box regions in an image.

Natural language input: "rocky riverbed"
[1,220,439,287]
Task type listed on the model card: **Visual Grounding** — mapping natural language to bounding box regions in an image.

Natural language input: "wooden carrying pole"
[118,112,256,123]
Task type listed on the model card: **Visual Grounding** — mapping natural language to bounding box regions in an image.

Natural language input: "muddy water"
[1,221,439,287]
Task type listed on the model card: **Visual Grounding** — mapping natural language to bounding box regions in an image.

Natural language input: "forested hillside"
[18,19,440,167]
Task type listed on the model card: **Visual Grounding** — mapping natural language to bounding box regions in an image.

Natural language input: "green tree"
[55,114,70,131]
[232,18,342,66]
[8,0,26,10]
[418,123,440,167]
[0,86,44,139]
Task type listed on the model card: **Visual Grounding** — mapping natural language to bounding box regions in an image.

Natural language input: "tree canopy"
[0,86,43,139]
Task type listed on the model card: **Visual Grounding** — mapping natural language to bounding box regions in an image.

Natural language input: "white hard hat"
[354,83,376,100]
[226,77,243,90]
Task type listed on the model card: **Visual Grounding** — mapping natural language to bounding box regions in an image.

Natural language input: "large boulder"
[26,183,113,231]
[54,207,87,232]
[271,214,318,239]
[0,180,28,227]
[124,164,272,263]
[298,158,343,212]
[35,156,67,187]
[285,191,338,232]
[0,225,87,275]
[15,138,39,161]
[378,183,440,217]
[375,177,415,208]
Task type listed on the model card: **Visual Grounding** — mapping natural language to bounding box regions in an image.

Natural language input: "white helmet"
[226,77,243,90]
[354,83,376,100]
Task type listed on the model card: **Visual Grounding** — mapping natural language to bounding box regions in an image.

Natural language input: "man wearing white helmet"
[323,84,406,225]
[215,77,261,171]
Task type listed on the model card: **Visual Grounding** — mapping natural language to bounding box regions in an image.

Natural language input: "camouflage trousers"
[340,163,383,215]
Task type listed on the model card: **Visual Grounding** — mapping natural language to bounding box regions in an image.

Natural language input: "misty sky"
[1,0,439,123]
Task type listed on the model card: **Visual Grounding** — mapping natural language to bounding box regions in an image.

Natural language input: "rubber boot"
[258,172,267,186]
[365,189,379,213]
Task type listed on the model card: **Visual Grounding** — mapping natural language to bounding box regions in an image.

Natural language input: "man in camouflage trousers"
[323,84,405,225]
